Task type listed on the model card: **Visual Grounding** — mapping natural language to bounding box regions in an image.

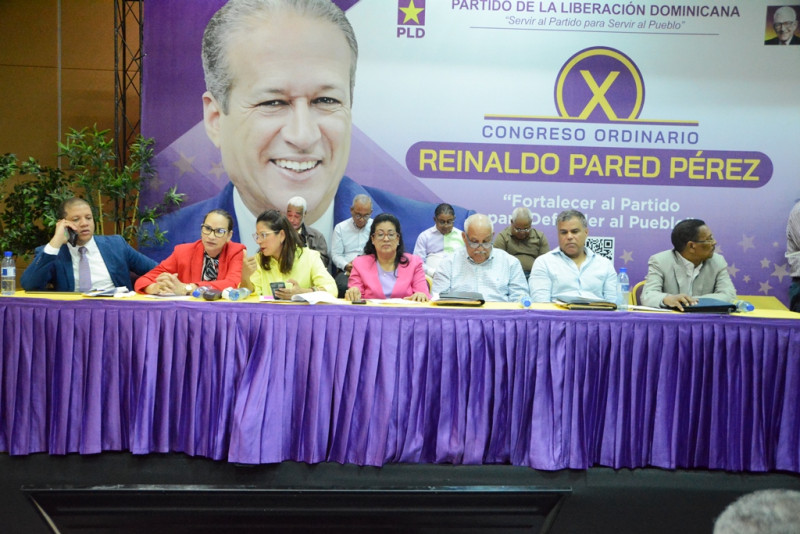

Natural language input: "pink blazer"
[135,239,246,293]
[348,253,430,299]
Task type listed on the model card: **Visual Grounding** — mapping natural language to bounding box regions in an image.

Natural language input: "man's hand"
[662,293,698,311]
[49,219,76,249]
[344,262,353,274]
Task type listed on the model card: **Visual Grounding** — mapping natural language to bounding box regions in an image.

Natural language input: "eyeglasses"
[693,237,716,245]
[435,218,455,226]
[465,237,493,249]
[201,224,229,237]
[352,212,372,221]
[253,231,278,241]
[512,225,531,232]
[374,231,397,240]
[774,21,797,30]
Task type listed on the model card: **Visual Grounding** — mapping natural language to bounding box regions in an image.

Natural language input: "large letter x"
[577,71,619,120]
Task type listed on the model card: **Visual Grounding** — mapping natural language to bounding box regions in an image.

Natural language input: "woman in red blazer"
[135,209,245,295]
[344,213,430,302]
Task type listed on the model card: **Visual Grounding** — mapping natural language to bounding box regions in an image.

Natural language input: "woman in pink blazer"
[135,209,245,295]
[345,213,430,302]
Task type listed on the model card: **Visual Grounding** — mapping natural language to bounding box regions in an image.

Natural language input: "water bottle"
[519,295,532,308]
[733,299,754,312]
[222,287,252,301]
[617,267,630,310]
[1,251,15,296]
[192,285,213,298]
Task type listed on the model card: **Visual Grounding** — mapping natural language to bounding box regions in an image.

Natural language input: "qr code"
[586,236,614,261]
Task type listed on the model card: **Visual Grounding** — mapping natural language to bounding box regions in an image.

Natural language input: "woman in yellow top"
[241,210,337,298]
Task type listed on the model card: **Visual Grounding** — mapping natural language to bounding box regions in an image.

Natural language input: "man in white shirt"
[529,209,618,303]
[21,198,156,292]
[330,194,373,297]
[432,213,529,302]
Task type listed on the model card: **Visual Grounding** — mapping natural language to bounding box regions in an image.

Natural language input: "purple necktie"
[78,246,92,292]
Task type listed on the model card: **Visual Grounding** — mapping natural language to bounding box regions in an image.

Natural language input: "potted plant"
[0,125,183,261]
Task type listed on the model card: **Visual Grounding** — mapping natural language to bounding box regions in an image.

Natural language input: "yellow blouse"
[250,247,337,297]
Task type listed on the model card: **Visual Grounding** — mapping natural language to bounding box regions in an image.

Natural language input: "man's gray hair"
[511,206,532,222]
[351,194,372,208]
[287,196,307,214]
[714,489,800,534]
[556,209,587,228]
[202,0,358,114]
[463,213,493,235]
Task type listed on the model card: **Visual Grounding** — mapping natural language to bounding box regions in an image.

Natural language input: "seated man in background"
[529,209,617,303]
[641,218,736,310]
[21,197,156,292]
[286,196,331,270]
[413,203,464,277]
[493,206,549,279]
[432,213,529,302]
[330,194,373,297]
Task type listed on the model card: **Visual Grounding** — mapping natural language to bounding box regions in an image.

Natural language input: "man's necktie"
[78,246,92,292]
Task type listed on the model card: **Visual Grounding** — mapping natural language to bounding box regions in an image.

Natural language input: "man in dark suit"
[640,218,736,310]
[21,198,156,292]
[765,6,799,45]
[140,0,471,263]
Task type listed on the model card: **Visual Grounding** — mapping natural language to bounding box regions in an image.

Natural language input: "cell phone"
[66,227,79,247]
[351,299,367,305]
[269,282,286,299]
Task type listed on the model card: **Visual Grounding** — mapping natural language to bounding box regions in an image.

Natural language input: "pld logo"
[554,47,644,123]
[397,0,426,39]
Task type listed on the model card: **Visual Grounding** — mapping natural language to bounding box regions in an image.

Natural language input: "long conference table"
[1,292,799,475]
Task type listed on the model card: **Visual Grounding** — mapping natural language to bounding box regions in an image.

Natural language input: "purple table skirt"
[1,298,799,473]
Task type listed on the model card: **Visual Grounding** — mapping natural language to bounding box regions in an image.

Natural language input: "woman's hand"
[344,287,362,302]
[154,272,187,295]
[241,254,258,288]
[405,292,429,303]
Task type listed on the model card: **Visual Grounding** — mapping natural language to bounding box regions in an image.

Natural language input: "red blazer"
[135,240,246,293]
[348,253,430,299]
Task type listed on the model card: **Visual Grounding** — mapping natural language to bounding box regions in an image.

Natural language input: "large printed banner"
[142,1,800,303]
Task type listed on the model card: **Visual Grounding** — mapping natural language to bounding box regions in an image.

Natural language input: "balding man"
[493,207,549,279]
[766,6,799,45]
[432,214,529,302]
[286,196,330,269]
[330,194,373,297]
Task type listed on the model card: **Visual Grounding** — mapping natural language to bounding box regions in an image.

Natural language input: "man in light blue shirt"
[330,194,373,296]
[432,214,529,302]
[529,209,618,303]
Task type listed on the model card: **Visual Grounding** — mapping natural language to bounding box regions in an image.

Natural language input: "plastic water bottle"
[222,287,252,301]
[520,295,532,308]
[1,251,15,296]
[733,299,754,312]
[192,285,213,298]
[617,267,630,310]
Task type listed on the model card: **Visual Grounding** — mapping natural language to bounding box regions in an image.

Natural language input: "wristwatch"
[185,284,194,294]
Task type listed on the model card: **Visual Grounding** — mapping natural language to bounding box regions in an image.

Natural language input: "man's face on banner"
[203,11,353,223]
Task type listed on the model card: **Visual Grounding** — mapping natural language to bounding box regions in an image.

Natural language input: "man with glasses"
[641,218,736,310]
[431,213,529,302]
[765,6,799,45]
[331,195,373,297]
[493,207,550,279]
[529,209,618,303]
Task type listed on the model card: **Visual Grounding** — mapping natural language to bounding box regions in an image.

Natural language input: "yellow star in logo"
[400,0,424,24]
